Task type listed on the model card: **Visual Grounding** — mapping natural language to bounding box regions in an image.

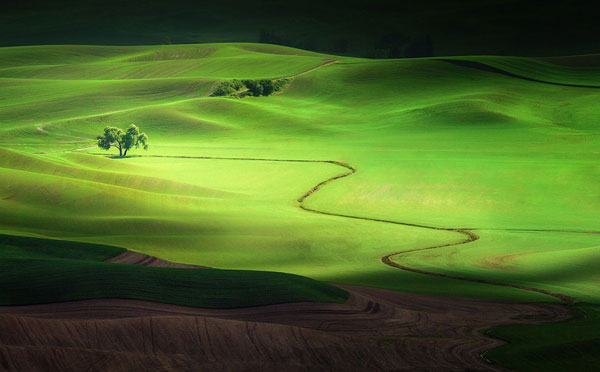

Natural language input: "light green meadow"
[0,43,598,307]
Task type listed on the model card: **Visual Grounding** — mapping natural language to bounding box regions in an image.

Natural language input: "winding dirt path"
[122,154,589,304]
[294,159,585,304]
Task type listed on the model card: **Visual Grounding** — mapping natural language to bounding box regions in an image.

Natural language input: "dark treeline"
[260,30,434,58]
[211,79,290,97]
[2,0,598,57]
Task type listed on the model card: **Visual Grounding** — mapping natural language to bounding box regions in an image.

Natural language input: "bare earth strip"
[0,285,569,371]
[106,250,210,269]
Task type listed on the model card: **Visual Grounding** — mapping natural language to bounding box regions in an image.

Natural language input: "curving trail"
[115,154,592,304]
[293,159,579,304]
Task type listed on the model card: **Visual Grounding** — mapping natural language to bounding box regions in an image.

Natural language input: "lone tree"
[97,124,148,157]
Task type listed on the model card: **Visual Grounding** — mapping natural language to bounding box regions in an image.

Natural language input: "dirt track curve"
[122,154,587,304]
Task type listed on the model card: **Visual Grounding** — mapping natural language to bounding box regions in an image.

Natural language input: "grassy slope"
[1,44,599,301]
[1,43,599,368]
[0,234,348,307]
[454,56,600,86]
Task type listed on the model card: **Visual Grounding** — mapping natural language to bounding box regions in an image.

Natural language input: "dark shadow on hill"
[439,59,600,89]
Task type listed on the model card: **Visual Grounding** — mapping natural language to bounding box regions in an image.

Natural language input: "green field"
[1,43,599,369]
[0,233,348,307]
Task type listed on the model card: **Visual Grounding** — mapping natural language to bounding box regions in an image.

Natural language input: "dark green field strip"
[439,59,600,88]
[0,233,348,307]
[0,258,348,307]
[0,233,125,261]
[485,304,600,371]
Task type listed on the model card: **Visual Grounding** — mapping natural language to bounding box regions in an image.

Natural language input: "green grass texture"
[1,43,599,370]
[0,233,348,307]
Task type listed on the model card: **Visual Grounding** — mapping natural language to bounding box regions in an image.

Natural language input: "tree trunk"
[123,148,128,157]
[118,145,122,157]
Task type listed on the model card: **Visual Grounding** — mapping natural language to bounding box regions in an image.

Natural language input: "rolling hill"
[1,43,599,370]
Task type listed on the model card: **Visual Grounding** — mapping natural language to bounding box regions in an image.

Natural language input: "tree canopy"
[210,79,290,97]
[97,124,148,157]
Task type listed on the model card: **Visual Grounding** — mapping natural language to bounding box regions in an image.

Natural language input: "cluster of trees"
[243,79,289,96]
[211,79,290,97]
[211,79,246,96]
[97,124,148,157]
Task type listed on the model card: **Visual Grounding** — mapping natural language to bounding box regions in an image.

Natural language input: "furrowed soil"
[0,285,569,371]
